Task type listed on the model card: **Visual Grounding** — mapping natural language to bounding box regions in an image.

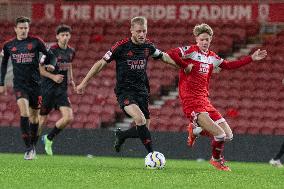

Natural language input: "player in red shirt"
[167,23,267,171]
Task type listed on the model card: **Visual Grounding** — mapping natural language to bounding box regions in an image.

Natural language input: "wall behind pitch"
[0,126,282,162]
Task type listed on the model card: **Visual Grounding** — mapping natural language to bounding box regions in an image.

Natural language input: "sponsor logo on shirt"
[127,59,146,70]
[57,62,71,71]
[12,53,35,64]
[199,63,209,74]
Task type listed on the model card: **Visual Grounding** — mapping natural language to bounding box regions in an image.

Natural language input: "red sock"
[211,139,225,160]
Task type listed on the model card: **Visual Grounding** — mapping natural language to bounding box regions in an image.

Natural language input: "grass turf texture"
[0,153,282,189]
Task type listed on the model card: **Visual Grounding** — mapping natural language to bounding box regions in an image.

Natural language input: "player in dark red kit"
[39,24,76,156]
[0,16,54,160]
[167,23,267,171]
[76,16,180,154]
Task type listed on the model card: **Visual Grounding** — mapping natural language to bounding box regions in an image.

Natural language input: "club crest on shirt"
[124,99,130,105]
[27,43,33,50]
[11,47,17,52]
[127,50,134,57]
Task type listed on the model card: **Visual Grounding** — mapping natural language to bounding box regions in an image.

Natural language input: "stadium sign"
[32,3,284,23]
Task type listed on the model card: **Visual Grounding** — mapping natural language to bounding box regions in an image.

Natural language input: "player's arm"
[159,52,179,68]
[0,45,10,94]
[219,49,267,69]
[167,48,194,74]
[68,64,76,90]
[39,64,64,84]
[37,38,55,71]
[76,58,108,94]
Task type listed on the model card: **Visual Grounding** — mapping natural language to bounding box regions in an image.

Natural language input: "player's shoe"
[114,128,125,153]
[209,157,231,171]
[187,123,197,147]
[269,159,283,168]
[31,146,37,159]
[24,148,34,160]
[42,134,53,156]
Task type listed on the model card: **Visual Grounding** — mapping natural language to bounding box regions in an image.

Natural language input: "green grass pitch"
[0,153,282,189]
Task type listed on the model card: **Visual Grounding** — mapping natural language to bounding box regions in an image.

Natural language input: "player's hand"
[52,74,64,84]
[76,83,86,95]
[45,65,55,72]
[251,49,267,61]
[184,64,194,74]
[0,86,7,95]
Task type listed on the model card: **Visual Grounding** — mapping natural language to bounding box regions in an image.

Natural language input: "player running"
[167,23,267,171]
[76,16,181,154]
[39,24,76,156]
[0,16,54,160]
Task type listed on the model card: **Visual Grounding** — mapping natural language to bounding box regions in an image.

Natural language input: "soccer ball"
[145,151,166,169]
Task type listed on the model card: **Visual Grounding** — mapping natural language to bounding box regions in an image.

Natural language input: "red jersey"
[167,45,252,114]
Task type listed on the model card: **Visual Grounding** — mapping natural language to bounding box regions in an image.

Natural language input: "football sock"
[120,126,139,139]
[137,125,153,153]
[274,141,284,160]
[30,123,39,146]
[20,116,31,149]
[211,135,225,160]
[47,126,62,141]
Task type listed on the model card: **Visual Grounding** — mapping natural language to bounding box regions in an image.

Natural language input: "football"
[145,151,166,169]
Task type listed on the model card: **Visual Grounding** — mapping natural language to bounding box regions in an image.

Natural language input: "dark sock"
[274,141,284,160]
[30,123,39,146]
[20,116,31,149]
[137,125,153,153]
[47,126,62,141]
[211,139,225,160]
[120,126,139,140]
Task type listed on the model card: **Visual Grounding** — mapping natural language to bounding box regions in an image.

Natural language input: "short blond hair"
[131,16,147,28]
[193,23,213,37]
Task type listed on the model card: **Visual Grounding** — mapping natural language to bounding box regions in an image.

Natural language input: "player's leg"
[44,106,73,156]
[28,93,41,148]
[218,121,233,142]
[16,92,33,159]
[197,113,230,171]
[51,106,73,137]
[124,104,153,153]
[269,141,284,168]
[114,95,139,152]
[29,107,39,158]
[39,93,55,155]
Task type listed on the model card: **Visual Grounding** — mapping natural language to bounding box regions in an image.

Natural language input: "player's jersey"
[171,45,223,109]
[41,43,75,93]
[0,36,49,88]
[103,38,161,96]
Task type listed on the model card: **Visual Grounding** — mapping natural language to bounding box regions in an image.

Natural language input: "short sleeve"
[211,53,224,68]
[36,37,48,55]
[103,42,121,63]
[148,43,163,59]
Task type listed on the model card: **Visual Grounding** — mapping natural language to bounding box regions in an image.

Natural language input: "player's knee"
[213,133,226,141]
[29,115,38,123]
[39,116,47,126]
[64,114,74,124]
[225,133,233,142]
[134,115,146,126]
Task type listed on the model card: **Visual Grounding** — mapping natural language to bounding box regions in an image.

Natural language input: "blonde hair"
[193,23,213,37]
[131,16,147,28]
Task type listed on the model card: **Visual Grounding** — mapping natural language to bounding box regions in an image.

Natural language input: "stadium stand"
[1,19,283,135]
